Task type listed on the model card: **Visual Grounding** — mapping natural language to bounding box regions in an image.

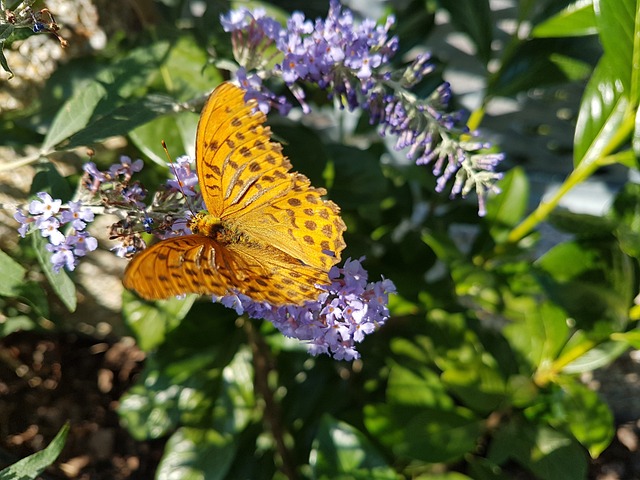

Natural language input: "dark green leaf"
[554,380,614,457]
[438,0,493,65]
[387,362,454,409]
[155,349,254,479]
[119,305,241,440]
[0,423,69,480]
[610,183,640,258]
[41,81,107,152]
[32,234,76,313]
[549,209,616,238]
[156,427,238,480]
[0,46,12,79]
[0,249,26,297]
[489,39,585,98]
[311,415,399,479]
[95,41,171,100]
[364,404,481,463]
[488,420,587,480]
[30,162,73,202]
[122,291,197,351]
[0,24,14,42]
[536,239,633,332]
[532,1,597,38]
[64,95,180,149]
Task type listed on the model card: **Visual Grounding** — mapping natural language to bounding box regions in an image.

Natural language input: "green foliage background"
[2,0,640,478]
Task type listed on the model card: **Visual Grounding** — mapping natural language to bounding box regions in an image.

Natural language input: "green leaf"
[0,249,26,297]
[438,0,493,65]
[310,415,399,480]
[31,161,73,202]
[532,0,597,38]
[41,81,107,152]
[610,183,640,258]
[502,300,569,370]
[594,0,637,92]
[129,111,199,166]
[560,340,628,373]
[488,420,587,480]
[0,46,12,79]
[155,348,254,480]
[156,427,238,480]
[635,105,640,157]
[536,239,633,333]
[95,41,171,99]
[364,404,481,463]
[32,234,76,312]
[64,95,180,149]
[555,380,614,457]
[0,24,14,42]
[573,54,630,167]
[386,362,454,409]
[489,39,581,97]
[612,330,640,348]
[441,362,507,414]
[329,144,388,215]
[119,305,241,440]
[0,423,69,480]
[485,167,529,242]
[160,35,222,101]
[122,291,197,351]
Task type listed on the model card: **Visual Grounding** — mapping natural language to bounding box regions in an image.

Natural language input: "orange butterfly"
[123,82,346,305]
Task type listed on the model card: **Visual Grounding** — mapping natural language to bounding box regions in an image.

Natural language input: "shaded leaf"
[364,404,481,463]
[64,95,180,149]
[438,0,493,65]
[0,423,69,480]
[0,249,26,297]
[41,81,107,152]
[488,420,587,480]
[122,291,197,351]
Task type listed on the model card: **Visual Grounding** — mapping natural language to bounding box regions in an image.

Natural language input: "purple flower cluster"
[220,1,503,215]
[14,192,97,273]
[220,258,396,360]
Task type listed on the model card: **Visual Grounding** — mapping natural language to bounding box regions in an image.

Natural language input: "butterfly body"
[123,82,346,305]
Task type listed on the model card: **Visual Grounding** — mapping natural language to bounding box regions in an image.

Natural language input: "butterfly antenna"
[161,140,196,216]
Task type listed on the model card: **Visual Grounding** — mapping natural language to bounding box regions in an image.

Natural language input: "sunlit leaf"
[311,415,399,479]
[532,0,597,37]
